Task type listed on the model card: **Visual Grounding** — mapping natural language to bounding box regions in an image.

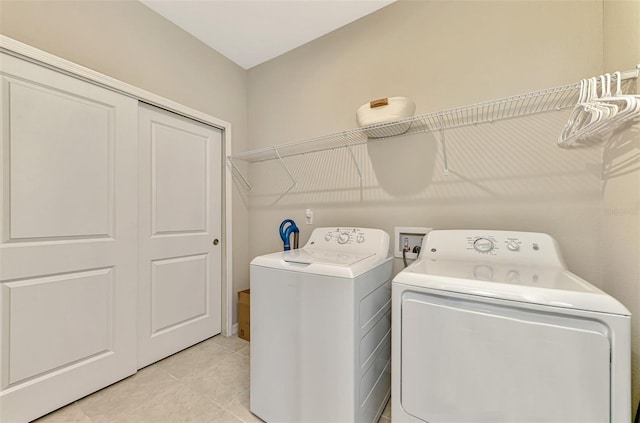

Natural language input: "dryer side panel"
[400,291,610,423]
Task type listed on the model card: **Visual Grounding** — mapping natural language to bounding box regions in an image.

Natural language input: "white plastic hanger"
[561,78,604,145]
[579,74,618,137]
[560,71,639,146]
[559,79,589,144]
[609,71,639,124]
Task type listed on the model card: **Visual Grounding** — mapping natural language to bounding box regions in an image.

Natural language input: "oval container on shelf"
[356,96,416,138]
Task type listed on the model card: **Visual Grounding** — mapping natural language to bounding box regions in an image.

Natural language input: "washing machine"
[392,230,631,423]
[250,227,393,423]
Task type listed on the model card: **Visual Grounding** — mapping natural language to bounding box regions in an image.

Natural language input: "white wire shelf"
[229,83,581,164]
[229,66,638,192]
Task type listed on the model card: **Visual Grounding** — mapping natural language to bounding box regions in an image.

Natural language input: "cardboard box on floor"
[238,289,250,341]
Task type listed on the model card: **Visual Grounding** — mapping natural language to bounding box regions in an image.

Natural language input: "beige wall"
[246,0,637,414]
[246,0,604,280]
[602,0,640,414]
[0,0,251,326]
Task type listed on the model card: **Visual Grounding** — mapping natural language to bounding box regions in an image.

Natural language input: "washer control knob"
[324,233,332,242]
[506,241,520,251]
[473,238,494,253]
[356,233,365,243]
[337,232,350,244]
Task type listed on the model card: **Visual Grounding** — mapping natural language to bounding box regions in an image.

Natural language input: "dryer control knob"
[324,233,333,242]
[473,238,494,253]
[337,232,350,244]
[506,241,520,251]
[356,234,365,243]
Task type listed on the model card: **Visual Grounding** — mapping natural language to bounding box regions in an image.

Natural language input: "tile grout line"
[71,401,95,423]
[220,388,252,423]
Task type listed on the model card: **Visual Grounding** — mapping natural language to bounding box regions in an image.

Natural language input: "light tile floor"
[34,335,391,423]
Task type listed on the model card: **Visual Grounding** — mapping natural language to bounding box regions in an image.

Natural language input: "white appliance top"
[250,227,391,278]
[393,230,630,315]
[282,249,374,266]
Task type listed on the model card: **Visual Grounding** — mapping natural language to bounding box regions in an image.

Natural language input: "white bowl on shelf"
[356,96,416,138]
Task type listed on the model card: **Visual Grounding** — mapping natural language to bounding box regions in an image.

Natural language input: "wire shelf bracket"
[438,114,449,176]
[228,157,252,191]
[276,146,297,194]
[346,142,364,202]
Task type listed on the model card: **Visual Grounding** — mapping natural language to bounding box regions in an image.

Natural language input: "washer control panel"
[424,230,565,267]
[305,227,390,257]
[467,235,523,255]
[320,228,367,245]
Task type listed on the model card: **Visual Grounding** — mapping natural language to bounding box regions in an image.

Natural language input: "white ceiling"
[139,0,395,69]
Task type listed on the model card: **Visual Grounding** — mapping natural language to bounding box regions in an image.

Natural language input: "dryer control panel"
[422,230,566,268]
[305,227,391,258]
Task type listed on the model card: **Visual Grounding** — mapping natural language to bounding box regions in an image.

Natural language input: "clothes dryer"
[251,227,393,423]
[392,230,631,423]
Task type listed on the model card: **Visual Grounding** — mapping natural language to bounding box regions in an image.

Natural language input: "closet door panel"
[0,53,138,423]
[152,124,208,234]
[138,103,222,369]
[151,254,208,333]
[3,269,112,384]
[8,81,111,239]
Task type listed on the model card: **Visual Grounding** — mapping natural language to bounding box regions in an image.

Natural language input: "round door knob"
[213,239,219,245]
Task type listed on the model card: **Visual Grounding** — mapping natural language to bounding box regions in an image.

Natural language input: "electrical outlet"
[394,227,432,260]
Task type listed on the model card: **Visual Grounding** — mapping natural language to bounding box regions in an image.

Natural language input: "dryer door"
[400,291,610,423]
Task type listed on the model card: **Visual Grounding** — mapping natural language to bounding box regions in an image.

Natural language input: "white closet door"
[0,53,138,422]
[137,104,222,368]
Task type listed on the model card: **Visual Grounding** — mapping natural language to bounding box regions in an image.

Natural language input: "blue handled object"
[279,219,299,251]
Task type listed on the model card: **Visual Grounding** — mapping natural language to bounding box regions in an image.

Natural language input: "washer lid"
[393,259,630,316]
[282,248,374,266]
